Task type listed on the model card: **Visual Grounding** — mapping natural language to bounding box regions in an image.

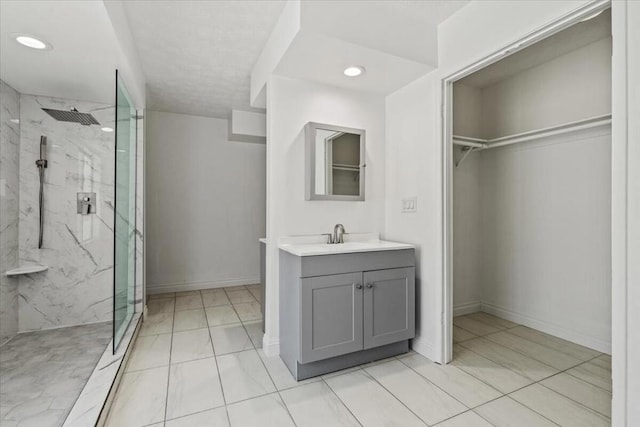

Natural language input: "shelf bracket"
[455,147,475,168]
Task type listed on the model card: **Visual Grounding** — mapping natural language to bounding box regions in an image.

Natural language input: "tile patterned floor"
[106,289,612,426]
[0,322,112,427]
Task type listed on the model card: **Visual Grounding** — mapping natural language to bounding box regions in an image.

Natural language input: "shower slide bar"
[36,135,48,248]
[453,113,612,167]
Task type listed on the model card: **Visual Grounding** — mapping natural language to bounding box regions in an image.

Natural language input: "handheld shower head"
[36,136,47,168]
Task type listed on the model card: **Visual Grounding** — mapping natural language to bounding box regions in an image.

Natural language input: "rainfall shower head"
[41,108,100,126]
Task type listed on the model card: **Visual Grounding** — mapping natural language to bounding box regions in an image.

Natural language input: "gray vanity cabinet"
[363,267,415,349]
[279,248,415,380]
[301,272,363,363]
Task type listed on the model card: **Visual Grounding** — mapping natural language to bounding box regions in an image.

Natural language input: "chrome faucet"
[332,224,346,244]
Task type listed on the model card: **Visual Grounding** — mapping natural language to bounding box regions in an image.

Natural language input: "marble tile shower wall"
[18,94,116,332]
[0,80,20,345]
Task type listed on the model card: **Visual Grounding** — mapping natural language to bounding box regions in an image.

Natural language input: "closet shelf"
[453,113,611,150]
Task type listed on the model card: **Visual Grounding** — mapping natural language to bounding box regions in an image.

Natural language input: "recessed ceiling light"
[344,66,366,77]
[13,34,51,50]
[581,10,604,22]
[101,127,114,133]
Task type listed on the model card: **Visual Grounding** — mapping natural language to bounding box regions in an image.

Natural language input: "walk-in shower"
[0,74,142,427]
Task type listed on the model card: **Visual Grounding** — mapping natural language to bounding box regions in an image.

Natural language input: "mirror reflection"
[306,123,365,201]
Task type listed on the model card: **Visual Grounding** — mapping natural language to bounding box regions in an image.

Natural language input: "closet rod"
[452,113,611,150]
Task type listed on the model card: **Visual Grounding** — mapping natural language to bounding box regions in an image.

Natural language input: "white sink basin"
[278,239,413,257]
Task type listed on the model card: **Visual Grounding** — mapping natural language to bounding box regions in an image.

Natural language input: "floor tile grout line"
[456,338,561,383]
[487,352,610,423]
[451,324,612,417]
[456,313,603,362]
[471,395,563,427]
[451,322,487,338]
[118,341,271,374]
[253,347,298,426]
[560,353,613,393]
[396,355,497,412]
[536,379,612,419]
[223,294,293,423]
[450,343,536,392]
[461,312,520,330]
[458,335,570,375]
[144,296,610,425]
[320,375,365,427]
[202,290,232,427]
[430,409,485,426]
[499,327,603,361]
[402,333,606,424]
[479,330,591,370]
[161,287,178,424]
[359,360,437,426]
[454,317,611,387]
[225,299,257,349]
[161,403,226,425]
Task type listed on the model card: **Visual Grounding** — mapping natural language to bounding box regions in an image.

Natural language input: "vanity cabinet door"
[300,272,364,363]
[363,267,415,349]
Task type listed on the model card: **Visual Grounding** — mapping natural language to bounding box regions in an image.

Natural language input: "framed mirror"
[305,122,365,201]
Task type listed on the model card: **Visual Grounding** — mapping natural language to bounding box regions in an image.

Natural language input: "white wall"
[385,0,594,363]
[452,84,483,314]
[146,111,266,293]
[385,72,443,359]
[480,127,611,352]
[264,75,385,354]
[481,37,611,138]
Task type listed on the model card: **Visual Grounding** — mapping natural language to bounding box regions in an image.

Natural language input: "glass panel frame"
[113,70,137,352]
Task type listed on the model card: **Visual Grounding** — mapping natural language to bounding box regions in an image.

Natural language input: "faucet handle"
[321,233,334,244]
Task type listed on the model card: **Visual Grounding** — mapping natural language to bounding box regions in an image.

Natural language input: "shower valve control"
[77,192,96,215]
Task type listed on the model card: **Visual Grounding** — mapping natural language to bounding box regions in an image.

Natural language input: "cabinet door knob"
[355,284,363,289]
[366,283,373,289]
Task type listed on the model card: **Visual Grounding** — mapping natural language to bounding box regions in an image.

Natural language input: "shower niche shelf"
[6,264,49,276]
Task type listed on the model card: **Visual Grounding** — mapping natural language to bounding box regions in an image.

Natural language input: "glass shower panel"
[113,70,136,351]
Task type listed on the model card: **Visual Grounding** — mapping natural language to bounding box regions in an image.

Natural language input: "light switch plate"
[401,197,417,213]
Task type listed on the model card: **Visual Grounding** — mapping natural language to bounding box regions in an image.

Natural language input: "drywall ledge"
[229,110,266,144]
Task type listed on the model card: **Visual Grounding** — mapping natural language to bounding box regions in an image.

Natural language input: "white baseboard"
[453,301,481,317]
[262,333,280,357]
[147,277,260,294]
[481,302,611,354]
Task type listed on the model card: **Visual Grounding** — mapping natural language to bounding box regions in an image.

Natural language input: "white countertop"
[278,233,414,257]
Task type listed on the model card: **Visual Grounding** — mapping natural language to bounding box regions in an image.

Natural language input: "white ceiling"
[459,8,611,88]
[1,1,470,118]
[122,0,286,118]
[261,0,469,100]
[301,0,470,65]
[0,1,120,104]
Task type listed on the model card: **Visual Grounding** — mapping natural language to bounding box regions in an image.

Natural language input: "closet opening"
[442,2,612,419]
